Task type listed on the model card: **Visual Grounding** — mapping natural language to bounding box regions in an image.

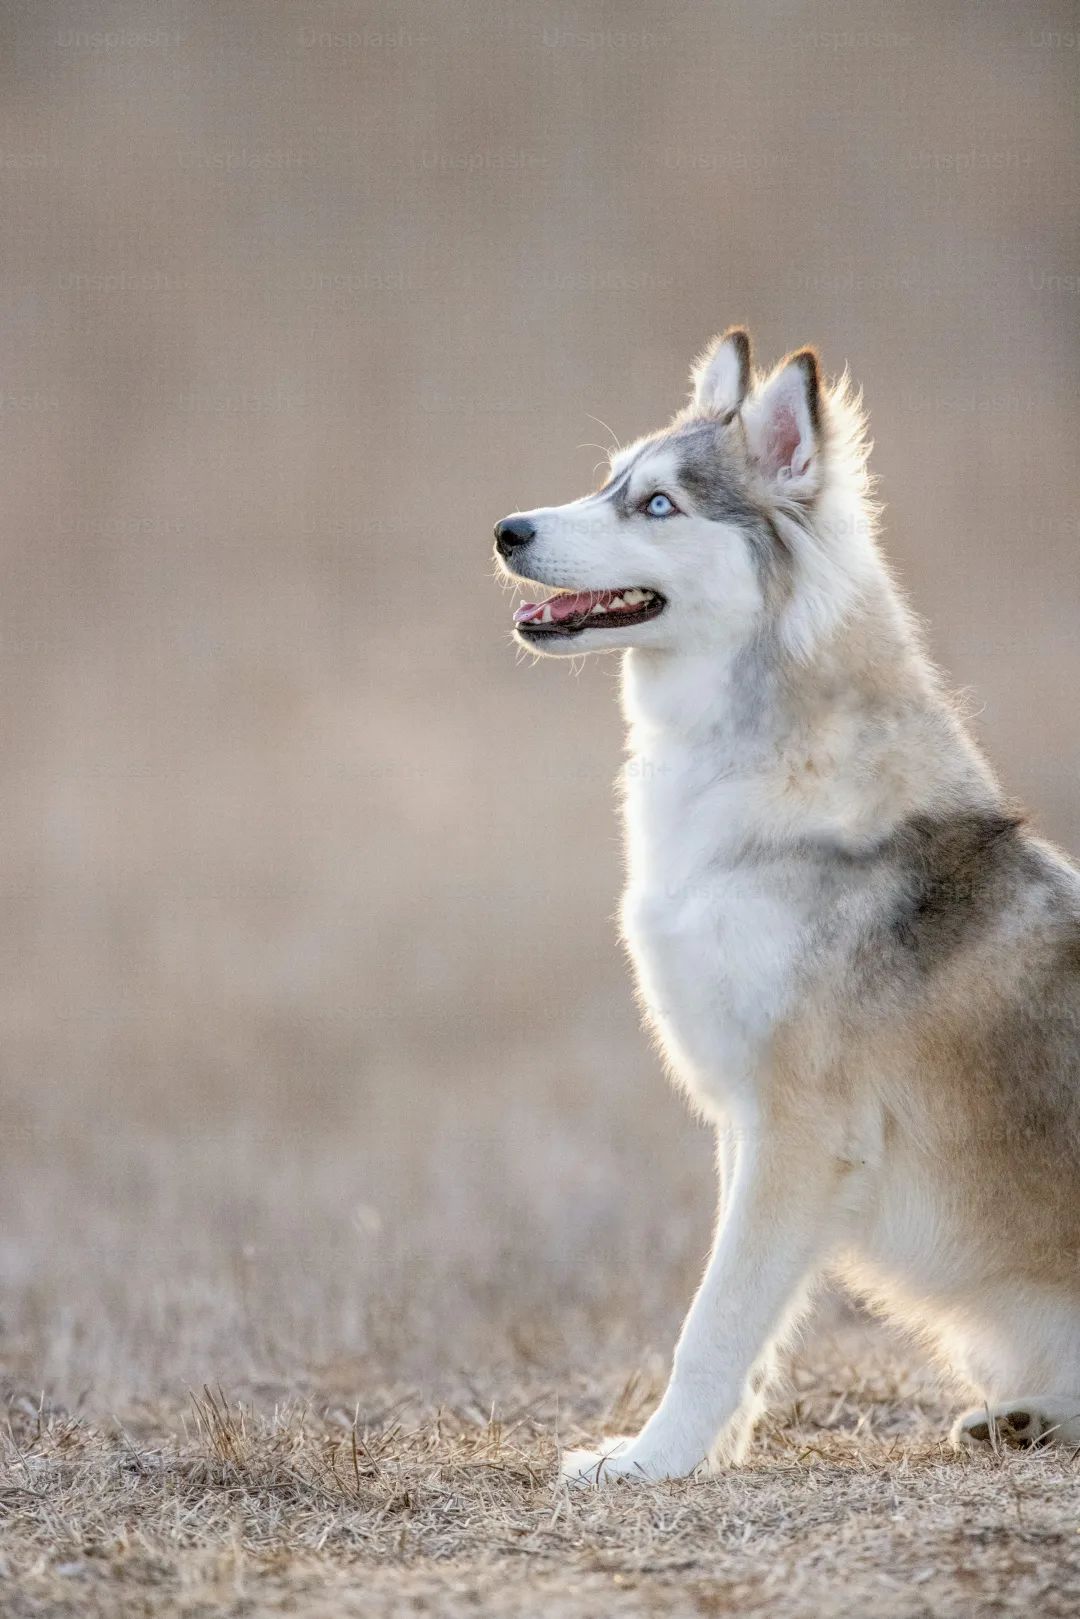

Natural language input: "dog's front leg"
[561,1120,842,1486]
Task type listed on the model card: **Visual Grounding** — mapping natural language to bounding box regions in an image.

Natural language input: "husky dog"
[493,328,1080,1484]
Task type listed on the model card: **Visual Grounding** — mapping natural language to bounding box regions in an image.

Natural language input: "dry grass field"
[5,1318,1080,1618]
[2,1,1079,1614]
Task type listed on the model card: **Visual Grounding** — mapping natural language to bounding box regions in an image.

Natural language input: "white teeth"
[540,604,553,623]
[577,588,657,622]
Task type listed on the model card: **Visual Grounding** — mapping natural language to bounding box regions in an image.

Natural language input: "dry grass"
[4,1319,1080,1618]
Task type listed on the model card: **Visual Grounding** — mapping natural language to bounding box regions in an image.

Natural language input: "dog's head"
[494,329,871,661]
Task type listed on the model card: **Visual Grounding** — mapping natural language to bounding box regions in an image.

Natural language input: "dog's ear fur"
[742,348,822,501]
[690,326,752,417]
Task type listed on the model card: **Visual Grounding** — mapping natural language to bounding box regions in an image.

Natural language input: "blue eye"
[644,492,677,518]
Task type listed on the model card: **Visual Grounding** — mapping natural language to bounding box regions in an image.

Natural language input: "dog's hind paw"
[951,1399,1080,1451]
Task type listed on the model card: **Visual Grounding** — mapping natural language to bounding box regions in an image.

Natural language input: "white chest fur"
[619,734,809,1119]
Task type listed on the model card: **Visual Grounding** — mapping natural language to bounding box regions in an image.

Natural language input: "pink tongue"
[514,589,618,625]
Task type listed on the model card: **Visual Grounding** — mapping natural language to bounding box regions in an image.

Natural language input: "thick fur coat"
[493,329,1080,1482]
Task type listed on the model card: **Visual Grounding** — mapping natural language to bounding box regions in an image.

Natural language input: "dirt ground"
[4,1315,1079,1619]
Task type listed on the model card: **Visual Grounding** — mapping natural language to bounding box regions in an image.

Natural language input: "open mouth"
[513,587,666,640]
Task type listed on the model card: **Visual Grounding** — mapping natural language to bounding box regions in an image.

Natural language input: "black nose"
[494,516,536,557]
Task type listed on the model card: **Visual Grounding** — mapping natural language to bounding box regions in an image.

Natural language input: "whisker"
[584,411,621,454]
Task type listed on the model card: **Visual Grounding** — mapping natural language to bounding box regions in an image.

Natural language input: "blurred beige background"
[0,0,1076,1404]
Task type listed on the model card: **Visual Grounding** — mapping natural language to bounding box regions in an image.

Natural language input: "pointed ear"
[744,349,822,500]
[690,326,752,417]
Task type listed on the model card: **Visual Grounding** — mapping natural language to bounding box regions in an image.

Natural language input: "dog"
[492,327,1080,1484]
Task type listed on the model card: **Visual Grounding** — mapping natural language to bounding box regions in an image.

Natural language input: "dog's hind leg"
[941,1284,1080,1453]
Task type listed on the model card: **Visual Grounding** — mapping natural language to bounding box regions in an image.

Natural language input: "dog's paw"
[558,1436,681,1488]
[559,1438,644,1487]
[952,1404,1050,1452]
